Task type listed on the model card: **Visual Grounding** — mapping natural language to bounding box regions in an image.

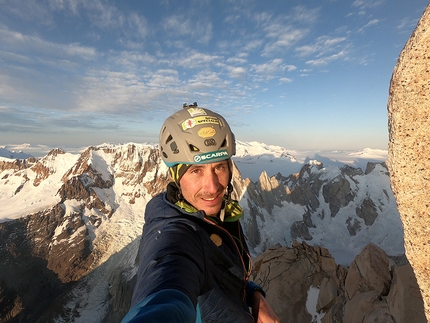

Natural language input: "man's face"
[179,160,230,217]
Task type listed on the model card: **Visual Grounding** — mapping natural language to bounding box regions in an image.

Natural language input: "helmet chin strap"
[175,186,184,201]
[219,182,233,222]
[220,161,234,222]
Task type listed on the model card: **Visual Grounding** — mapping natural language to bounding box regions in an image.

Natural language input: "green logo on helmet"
[193,150,229,163]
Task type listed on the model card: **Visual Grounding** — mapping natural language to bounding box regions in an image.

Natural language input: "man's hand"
[252,291,280,323]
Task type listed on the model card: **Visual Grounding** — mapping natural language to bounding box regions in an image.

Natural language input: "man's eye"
[215,165,226,171]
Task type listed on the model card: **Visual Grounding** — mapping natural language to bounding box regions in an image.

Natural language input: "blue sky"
[0,0,428,151]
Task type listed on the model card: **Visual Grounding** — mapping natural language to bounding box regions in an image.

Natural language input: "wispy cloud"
[1,0,54,25]
[228,66,247,80]
[0,28,97,61]
[290,5,320,24]
[126,13,150,39]
[252,59,296,76]
[262,26,309,56]
[162,14,213,44]
[254,7,319,57]
[357,19,380,33]
[76,69,153,113]
[188,71,229,90]
[242,39,265,52]
[279,77,293,84]
[352,0,386,11]
[305,50,348,66]
[0,105,117,134]
[396,16,421,34]
[147,69,180,87]
[226,55,248,65]
[296,36,347,57]
[171,51,222,69]
[3,0,149,41]
[295,34,350,68]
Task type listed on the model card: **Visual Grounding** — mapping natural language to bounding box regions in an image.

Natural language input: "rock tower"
[387,4,430,321]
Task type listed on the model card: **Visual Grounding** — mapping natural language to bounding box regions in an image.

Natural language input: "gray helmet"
[159,103,236,167]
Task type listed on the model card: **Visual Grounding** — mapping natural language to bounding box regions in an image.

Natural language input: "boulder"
[252,241,426,323]
[344,243,391,300]
[387,3,430,320]
[252,241,346,323]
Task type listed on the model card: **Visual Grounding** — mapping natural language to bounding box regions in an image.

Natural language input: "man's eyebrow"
[188,165,203,170]
[188,161,227,169]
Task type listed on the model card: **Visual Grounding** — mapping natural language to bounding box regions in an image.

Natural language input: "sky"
[0,0,429,152]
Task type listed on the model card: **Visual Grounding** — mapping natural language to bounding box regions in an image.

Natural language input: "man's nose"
[203,170,220,193]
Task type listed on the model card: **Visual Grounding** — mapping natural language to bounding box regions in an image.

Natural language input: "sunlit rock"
[387,3,430,321]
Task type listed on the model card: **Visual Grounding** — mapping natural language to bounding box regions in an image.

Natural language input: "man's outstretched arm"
[121,289,197,323]
[251,291,280,323]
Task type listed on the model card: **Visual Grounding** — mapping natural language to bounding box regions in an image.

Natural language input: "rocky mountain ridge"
[0,143,407,322]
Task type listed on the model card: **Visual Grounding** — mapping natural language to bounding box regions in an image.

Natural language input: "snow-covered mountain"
[0,146,34,159]
[0,142,402,322]
[234,140,388,182]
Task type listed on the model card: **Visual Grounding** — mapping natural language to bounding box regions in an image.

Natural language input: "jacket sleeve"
[125,210,206,322]
[245,281,266,306]
[120,289,197,323]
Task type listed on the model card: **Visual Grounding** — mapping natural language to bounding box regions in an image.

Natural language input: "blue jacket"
[121,191,260,323]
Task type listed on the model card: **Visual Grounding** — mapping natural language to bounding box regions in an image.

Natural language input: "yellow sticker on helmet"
[187,108,207,117]
[182,118,196,130]
[198,127,216,138]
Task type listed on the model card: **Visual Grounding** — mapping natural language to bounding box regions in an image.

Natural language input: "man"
[121,103,279,323]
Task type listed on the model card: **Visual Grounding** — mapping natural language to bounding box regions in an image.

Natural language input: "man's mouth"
[201,192,223,202]
[203,196,216,201]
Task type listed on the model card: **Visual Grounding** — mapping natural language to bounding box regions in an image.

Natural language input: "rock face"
[252,241,427,323]
[387,4,430,321]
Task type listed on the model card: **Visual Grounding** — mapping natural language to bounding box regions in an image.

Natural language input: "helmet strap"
[173,180,184,201]
[219,183,233,222]
[219,160,234,222]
